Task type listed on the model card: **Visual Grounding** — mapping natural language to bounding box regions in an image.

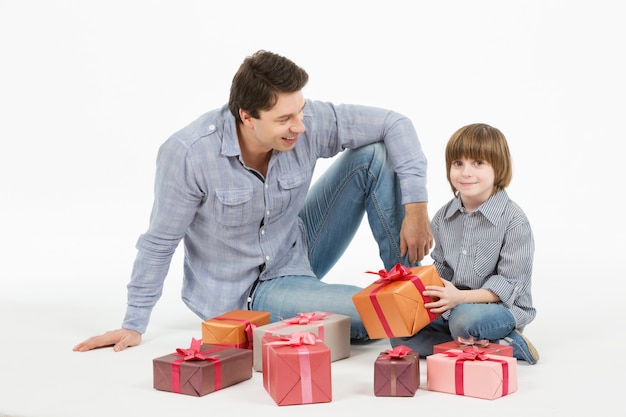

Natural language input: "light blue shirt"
[431,190,536,329]
[123,100,428,333]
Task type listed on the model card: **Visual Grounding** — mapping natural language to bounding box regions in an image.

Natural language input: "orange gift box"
[201,309,270,349]
[262,332,332,406]
[352,264,443,339]
[433,337,513,357]
[426,351,517,400]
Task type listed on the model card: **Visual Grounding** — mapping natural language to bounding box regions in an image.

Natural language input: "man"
[74,50,432,352]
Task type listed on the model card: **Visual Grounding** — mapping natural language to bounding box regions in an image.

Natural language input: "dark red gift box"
[374,345,420,397]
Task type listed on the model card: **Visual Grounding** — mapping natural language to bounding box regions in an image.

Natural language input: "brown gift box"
[252,311,350,372]
[153,338,253,397]
[433,337,514,357]
[352,264,443,339]
[374,346,420,397]
[201,309,270,349]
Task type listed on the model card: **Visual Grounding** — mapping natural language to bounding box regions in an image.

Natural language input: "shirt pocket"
[275,169,310,211]
[472,239,501,278]
[214,187,254,226]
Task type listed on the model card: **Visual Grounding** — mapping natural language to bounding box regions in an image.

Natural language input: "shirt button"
[462,250,467,255]
[265,256,270,261]
[208,124,216,131]
[266,210,270,216]
[261,229,265,235]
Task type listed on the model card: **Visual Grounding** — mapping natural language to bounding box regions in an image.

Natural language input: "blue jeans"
[390,303,516,357]
[250,143,409,341]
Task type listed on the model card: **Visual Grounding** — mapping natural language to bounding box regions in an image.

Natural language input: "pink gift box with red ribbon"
[433,336,513,357]
[352,264,443,339]
[426,350,518,400]
[252,311,350,372]
[262,332,332,406]
[153,338,253,397]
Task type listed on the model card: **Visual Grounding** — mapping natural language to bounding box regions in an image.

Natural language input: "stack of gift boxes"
[152,264,519,404]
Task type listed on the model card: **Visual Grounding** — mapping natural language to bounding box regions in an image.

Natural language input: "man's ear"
[239,109,254,126]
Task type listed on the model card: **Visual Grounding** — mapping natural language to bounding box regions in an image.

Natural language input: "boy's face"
[449,157,495,208]
[242,91,306,153]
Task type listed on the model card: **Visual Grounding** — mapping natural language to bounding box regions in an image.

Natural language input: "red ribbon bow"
[366,263,413,283]
[175,337,207,361]
[279,331,319,346]
[380,345,413,359]
[456,336,490,349]
[285,312,330,325]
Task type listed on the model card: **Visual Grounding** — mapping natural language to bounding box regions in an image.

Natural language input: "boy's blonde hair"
[445,123,513,195]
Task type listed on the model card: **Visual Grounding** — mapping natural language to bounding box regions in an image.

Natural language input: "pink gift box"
[252,311,350,372]
[262,332,332,406]
[426,351,517,400]
[433,337,513,357]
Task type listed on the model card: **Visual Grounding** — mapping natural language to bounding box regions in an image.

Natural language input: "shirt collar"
[445,189,510,226]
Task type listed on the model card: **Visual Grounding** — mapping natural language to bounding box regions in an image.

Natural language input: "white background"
[1,1,623,416]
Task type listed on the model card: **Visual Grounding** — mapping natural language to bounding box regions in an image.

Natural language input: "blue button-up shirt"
[431,190,536,329]
[123,100,428,333]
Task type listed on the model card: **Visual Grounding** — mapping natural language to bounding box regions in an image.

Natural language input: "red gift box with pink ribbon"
[262,332,332,406]
[374,345,420,397]
[426,350,518,400]
[153,338,253,397]
[252,311,350,372]
[201,309,270,349]
[433,336,514,357]
[352,264,444,339]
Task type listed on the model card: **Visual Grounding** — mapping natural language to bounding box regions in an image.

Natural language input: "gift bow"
[380,345,413,359]
[445,349,489,361]
[456,336,490,349]
[366,263,413,283]
[279,331,319,346]
[285,312,330,325]
[175,337,208,361]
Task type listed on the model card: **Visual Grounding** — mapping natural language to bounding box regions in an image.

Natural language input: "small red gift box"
[426,350,517,400]
[201,309,270,349]
[374,345,420,397]
[352,264,443,339]
[153,338,253,397]
[433,337,514,357]
[262,332,332,406]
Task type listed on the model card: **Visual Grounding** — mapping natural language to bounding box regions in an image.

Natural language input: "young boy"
[391,123,539,364]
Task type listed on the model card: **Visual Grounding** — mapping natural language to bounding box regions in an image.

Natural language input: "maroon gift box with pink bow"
[352,264,444,339]
[426,350,517,400]
[252,311,350,372]
[153,338,253,397]
[433,336,513,357]
[262,332,332,406]
[374,345,420,397]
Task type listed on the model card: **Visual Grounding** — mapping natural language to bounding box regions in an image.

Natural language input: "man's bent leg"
[251,275,370,341]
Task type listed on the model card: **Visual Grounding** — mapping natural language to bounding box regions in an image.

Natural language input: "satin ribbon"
[365,263,437,336]
[212,316,256,349]
[456,336,490,351]
[445,350,510,397]
[265,312,330,340]
[170,338,225,394]
[379,345,413,360]
[265,332,320,404]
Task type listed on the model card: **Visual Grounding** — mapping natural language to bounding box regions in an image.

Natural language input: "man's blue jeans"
[250,142,409,341]
[390,303,517,357]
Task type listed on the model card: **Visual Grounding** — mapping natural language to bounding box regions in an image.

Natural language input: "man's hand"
[73,328,142,352]
[400,202,433,264]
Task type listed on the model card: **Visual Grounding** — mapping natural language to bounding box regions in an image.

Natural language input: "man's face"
[246,91,306,152]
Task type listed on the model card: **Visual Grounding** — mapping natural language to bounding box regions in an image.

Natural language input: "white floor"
[0,250,622,417]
